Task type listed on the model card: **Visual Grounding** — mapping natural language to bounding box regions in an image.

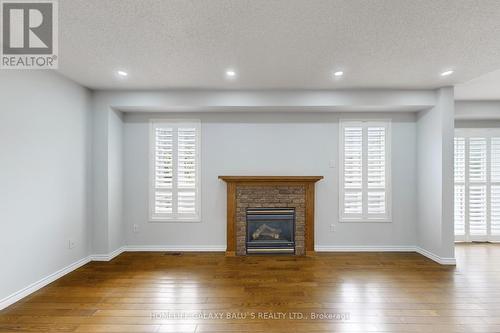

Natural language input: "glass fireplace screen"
[246,207,295,254]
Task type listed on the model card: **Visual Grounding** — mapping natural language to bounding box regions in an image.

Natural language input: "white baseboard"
[315,245,415,252]
[316,245,456,265]
[89,246,457,265]
[0,244,455,311]
[415,247,456,265]
[1,246,128,311]
[90,246,126,261]
[0,256,91,310]
[89,245,225,261]
[124,245,226,252]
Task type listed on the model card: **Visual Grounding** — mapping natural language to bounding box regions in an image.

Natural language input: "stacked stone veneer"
[235,185,306,255]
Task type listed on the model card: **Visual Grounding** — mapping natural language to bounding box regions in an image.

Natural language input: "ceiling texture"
[58,0,500,98]
[455,69,500,100]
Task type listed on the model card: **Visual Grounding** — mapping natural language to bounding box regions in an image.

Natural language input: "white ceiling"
[58,0,500,95]
[455,69,500,100]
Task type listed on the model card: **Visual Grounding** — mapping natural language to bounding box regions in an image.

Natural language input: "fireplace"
[218,176,323,256]
[246,208,295,254]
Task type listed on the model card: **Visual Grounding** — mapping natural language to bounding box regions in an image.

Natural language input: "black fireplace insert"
[246,207,295,254]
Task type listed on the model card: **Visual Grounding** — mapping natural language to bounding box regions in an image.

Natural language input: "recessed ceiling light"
[333,71,344,77]
[440,70,454,76]
[225,69,236,78]
[117,70,128,77]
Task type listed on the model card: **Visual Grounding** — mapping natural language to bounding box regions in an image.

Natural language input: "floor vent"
[164,252,183,256]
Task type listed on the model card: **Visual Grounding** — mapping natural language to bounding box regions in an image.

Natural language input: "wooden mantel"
[219,176,323,256]
[218,176,324,182]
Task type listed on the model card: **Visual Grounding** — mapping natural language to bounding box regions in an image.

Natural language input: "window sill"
[149,217,202,223]
[339,218,392,223]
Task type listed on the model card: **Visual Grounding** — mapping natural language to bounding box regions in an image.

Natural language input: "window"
[339,120,391,222]
[454,129,500,241]
[150,120,201,222]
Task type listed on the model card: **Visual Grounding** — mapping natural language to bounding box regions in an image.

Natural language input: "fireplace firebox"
[246,208,295,254]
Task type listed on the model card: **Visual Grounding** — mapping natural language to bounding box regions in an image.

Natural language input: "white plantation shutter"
[454,185,465,236]
[340,121,391,221]
[468,138,487,237]
[454,138,465,183]
[154,128,173,214]
[491,138,500,183]
[367,127,386,216]
[491,185,500,236]
[468,185,487,236]
[454,137,466,237]
[151,120,201,221]
[177,127,197,214]
[343,126,363,216]
[454,131,500,241]
[491,138,500,236]
[468,138,487,182]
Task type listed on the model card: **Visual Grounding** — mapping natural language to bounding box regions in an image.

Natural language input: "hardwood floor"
[1,244,500,332]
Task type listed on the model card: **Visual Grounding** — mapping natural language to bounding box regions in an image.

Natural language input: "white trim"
[91,245,226,255]
[315,245,414,252]
[415,247,457,265]
[149,216,202,223]
[0,245,223,310]
[90,246,126,261]
[124,245,226,252]
[0,244,457,310]
[339,218,392,223]
[149,119,202,222]
[316,245,457,265]
[0,256,91,310]
[454,132,500,242]
[339,119,392,222]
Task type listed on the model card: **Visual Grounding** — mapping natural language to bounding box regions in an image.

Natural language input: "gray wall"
[455,101,500,120]
[90,89,436,254]
[455,119,500,128]
[0,74,461,305]
[108,109,124,252]
[91,96,126,255]
[123,112,418,248]
[91,94,109,254]
[416,87,455,259]
[0,71,92,300]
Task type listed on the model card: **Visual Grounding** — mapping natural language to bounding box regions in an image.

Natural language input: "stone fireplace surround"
[219,176,323,256]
